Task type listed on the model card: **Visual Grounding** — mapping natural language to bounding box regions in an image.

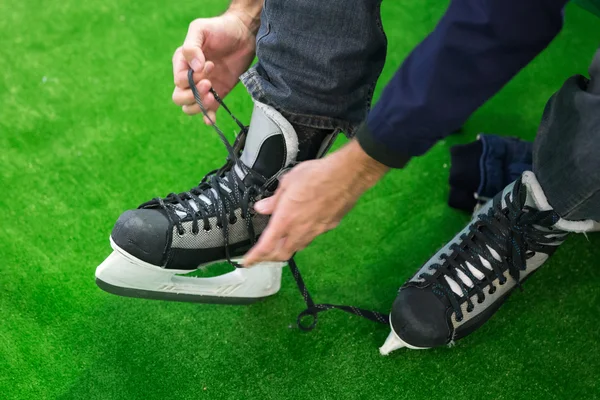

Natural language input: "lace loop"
[297,309,319,331]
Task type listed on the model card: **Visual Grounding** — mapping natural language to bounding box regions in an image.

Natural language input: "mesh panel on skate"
[171,209,269,249]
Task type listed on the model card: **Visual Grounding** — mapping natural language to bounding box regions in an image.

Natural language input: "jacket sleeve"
[357,0,568,168]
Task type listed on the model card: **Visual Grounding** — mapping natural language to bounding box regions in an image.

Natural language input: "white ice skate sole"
[95,237,285,304]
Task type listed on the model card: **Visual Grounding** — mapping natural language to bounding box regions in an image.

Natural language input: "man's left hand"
[243,140,389,266]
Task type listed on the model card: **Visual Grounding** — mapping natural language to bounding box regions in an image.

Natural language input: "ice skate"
[381,171,597,355]
[96,71,336,304]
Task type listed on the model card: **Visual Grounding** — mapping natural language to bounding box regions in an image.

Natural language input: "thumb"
[182,22,206,73]
[254,189,284,215]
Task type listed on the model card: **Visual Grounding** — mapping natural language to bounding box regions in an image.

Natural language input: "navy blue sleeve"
[356,0,568,168]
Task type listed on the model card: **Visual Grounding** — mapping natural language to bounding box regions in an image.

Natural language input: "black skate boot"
[381,171,597,354]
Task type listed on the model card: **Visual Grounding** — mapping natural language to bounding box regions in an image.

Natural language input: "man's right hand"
[172,9,259,124]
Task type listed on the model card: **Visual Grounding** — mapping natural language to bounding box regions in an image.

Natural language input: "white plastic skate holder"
[95,237,284,302]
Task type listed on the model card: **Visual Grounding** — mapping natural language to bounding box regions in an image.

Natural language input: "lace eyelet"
[203,226,212,232]
[489,287,496,295]
[216,223,223,229]
[191,229,199,236]
[456,316,463,322]
[499,280,506,286]
[466,306,474,313]
[177,230,185,236]
[477,298,484,304]
[229,216,238,224]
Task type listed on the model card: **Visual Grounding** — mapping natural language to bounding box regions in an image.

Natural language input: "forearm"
[329,140,389,193]
[227,0,263,34]
[358,0,568,168]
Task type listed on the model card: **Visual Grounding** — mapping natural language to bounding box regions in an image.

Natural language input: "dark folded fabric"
[449,134,533,212]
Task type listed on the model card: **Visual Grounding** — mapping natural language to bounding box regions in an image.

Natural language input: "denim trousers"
[240,0,386,137]
[533,48,600,221]
[241,0,599,221]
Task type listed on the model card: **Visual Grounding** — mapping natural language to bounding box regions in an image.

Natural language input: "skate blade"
[95,243,285,305]
[379,329,429,355]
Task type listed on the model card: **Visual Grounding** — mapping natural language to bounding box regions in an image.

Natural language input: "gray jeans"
[534,48,600,221]
[240,0,387,137]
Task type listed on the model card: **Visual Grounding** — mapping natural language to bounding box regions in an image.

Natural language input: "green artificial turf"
[1,1,600,399]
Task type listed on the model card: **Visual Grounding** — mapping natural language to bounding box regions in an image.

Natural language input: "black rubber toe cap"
[390,286,453,348]
[111,209,171,266]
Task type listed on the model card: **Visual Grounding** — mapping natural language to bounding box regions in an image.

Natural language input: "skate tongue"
[235,101,299,184]
[172,102,299,217]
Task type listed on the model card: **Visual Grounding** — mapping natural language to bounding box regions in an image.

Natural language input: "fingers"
[174,62,214,88]
[243,188,286,266]
[172,47,188,84]
[243,169,340,266]
[254,196,277,215]
[243,185,321,265]
[172,20,220,123]
[172,79,213,106]
[173,79,218,121]
[182,22,206,73]
[243,212,291,266]
[244,220,318,266]
[182,105,217,122]
[203,115,215,125]
[271,228,314,261]
[172,19,214,86]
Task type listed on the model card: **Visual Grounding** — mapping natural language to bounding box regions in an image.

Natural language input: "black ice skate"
[381,171,597,354]
[96,71,336,304]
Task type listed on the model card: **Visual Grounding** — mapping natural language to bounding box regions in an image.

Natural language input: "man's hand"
[243,140,389,266]
[172,6,261,124]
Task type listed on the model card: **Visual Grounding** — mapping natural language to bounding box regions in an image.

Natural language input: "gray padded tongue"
[235,101,299,181]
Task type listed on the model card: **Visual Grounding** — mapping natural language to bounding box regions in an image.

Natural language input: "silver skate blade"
[379,330,406,355]
[95,250,284,305]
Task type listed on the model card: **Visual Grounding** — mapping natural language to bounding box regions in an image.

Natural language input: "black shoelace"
[288,258,389,330]
[419,180,566,321]
[150,69,390,329]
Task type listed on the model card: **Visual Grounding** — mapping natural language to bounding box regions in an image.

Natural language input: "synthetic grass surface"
[1,1,600,399]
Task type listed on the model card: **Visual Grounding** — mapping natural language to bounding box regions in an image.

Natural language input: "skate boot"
[380,171,596,354]
[95,76,336,304]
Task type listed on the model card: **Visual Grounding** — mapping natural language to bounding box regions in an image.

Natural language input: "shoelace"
[155,69,389,329]
[288,258,389,330]
[419,180,566,321]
